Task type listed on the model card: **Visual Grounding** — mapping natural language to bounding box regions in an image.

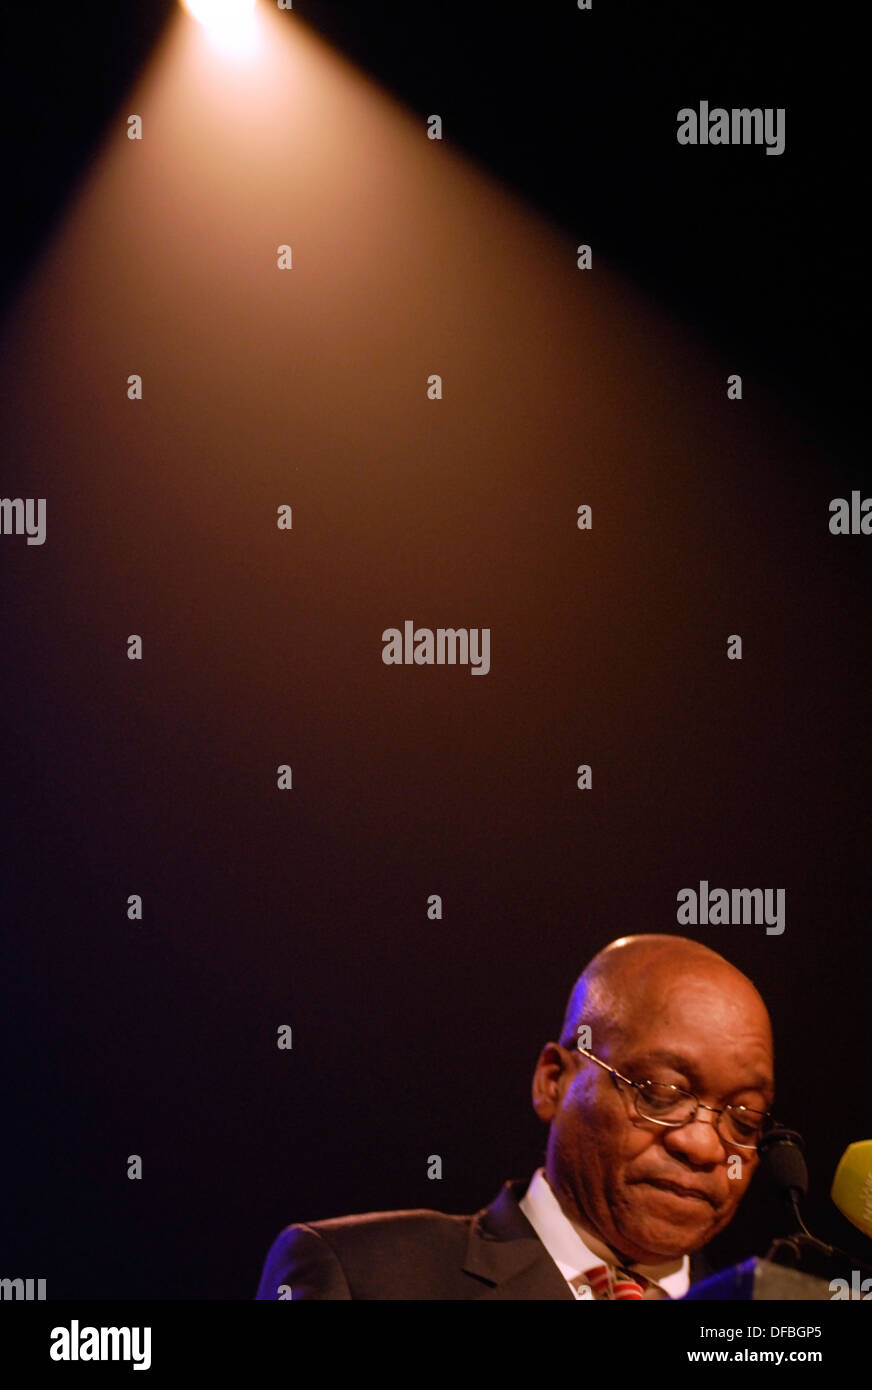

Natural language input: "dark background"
[0,1,868,1299]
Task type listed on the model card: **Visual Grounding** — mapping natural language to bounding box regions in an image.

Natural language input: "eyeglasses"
[575,1045,772,1151]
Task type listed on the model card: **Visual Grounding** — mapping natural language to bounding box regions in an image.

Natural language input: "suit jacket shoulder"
[256,1205,474,1301]
[255,1179,710,1300]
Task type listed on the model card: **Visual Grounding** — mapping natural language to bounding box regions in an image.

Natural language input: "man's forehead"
[618,1042,775,1099]
[569,947,773,1056]
[618,959,770,1026]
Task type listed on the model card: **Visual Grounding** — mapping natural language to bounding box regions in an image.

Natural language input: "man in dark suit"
[256,934,775,1299]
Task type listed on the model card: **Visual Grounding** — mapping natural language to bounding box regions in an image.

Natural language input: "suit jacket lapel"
[688,1248,710,1286]
[462,1179,575,1300]
[464,1177,710,1299]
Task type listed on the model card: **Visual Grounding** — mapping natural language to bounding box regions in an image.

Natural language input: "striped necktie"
[584,1263,646,1300]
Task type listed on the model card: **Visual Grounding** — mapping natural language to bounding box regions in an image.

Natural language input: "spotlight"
[181,0,260,58]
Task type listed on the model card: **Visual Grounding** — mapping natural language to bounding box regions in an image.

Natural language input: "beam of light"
[181,0,261,58]
[0,0,799,787]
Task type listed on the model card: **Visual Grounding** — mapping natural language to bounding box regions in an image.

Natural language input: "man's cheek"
[727,1155,757,1196]
[716,1175,750,1224]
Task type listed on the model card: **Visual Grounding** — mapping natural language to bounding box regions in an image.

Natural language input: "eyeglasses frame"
[573,1043,772,1152]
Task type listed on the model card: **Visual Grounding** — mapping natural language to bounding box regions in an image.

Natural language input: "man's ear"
[531,1042,572,1122]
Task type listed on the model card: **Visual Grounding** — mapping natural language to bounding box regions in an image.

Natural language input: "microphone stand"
[764,1168,872,1278]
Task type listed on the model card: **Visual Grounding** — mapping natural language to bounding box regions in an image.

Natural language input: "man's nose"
[663,1108,728,1163]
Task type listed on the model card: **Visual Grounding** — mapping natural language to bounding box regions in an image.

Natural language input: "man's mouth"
[636,1178,717,1208]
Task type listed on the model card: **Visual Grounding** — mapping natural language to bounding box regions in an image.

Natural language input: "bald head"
[558,934,771,1056]
[534,933,775,1263]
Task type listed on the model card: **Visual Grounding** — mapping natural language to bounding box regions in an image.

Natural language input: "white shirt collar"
[519,1168,690,1299]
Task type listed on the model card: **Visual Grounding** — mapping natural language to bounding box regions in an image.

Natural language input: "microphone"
[758,1126,808,1217]
[758,1126,872,1277]
[759,1125,824,1266]
[831,1140,872,1239]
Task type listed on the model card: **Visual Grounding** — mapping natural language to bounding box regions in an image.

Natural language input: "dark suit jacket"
[255,1178,711,1299]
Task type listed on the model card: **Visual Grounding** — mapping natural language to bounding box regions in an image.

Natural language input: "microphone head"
[831,1140,872,1239]
[758,1126,809,1201]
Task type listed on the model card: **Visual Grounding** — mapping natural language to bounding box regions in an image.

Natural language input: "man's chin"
[616,1198,717,1260]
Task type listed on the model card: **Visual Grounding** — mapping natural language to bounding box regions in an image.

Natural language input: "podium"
[683,1257,838,1300]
